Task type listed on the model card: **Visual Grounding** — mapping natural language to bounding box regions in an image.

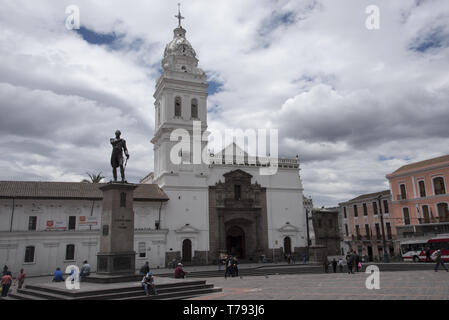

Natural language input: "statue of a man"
[110,130,129,183]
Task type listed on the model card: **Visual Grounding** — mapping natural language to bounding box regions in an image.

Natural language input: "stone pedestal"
[96,183,137,275]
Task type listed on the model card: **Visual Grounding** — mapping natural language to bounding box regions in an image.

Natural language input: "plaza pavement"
[186,269,449,300]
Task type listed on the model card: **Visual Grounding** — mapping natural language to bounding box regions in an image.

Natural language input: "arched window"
[433,177,446,195]
[174,97,182,117]
[65,244,75,261]
[418,180,426,198]
[403,207,410,225]
[24,246,35,263]
[284,237,292,255]
[191,98,198,119]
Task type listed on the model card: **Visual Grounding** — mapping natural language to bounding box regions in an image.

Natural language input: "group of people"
[322,257,347,273]
[52,261,91,282]
[1,266,26,297]
[222,255,239,278]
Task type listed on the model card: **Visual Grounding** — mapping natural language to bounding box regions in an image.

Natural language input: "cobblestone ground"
[188,270,449,300]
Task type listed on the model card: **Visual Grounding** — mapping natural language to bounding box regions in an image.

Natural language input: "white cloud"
[0,0,448,206]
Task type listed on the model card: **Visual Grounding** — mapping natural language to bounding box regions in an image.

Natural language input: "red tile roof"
[0,181,169,201]
[391,154,449,175]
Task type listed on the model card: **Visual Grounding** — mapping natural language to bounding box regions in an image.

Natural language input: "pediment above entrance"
[175,224,200,234]
[278,223,300,234]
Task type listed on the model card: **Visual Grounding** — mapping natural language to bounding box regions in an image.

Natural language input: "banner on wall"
[46,220,67,231]
[79,216,98,226]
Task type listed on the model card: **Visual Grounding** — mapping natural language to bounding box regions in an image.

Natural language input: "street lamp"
[377,194,390,263]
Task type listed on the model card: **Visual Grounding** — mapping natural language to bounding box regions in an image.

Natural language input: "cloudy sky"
[0,0,448,206]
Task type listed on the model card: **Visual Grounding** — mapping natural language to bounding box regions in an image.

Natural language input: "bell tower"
[152,5,209,187]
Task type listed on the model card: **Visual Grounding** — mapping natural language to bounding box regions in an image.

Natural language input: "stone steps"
[7,280,222,300]
[156,263,437,278]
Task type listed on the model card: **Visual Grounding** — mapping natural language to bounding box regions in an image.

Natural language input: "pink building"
[386,155,449,239]
[339,190,398,261]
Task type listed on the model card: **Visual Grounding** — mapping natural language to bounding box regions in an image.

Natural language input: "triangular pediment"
[278,223,299,233]
[223,169,253,179]
[175,224,200,234]
[215,142,249,158]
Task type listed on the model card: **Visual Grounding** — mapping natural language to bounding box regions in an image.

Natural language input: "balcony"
[418,217,449,224]
[396,194,407,201]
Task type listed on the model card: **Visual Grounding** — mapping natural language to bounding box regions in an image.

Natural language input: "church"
[0,12,307,276]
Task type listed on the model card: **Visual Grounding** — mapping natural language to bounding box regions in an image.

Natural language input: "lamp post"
[377,194,390,263]
[306,209,310,262]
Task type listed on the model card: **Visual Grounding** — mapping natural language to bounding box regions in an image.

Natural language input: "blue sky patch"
[409,26,449,53]
[207,80,224,95]
[76,26,125,50]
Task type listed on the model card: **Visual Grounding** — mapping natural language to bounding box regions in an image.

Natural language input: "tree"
[81,172,105,183]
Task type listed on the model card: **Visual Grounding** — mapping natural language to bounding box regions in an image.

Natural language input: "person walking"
[354,252,360,273]
[346,251,354,274]
[434,249,448,272]
[224,256,233,279]
[323,257,329,273]
[141,272,157,296]
[1,271,13,297]
[425,246,431,263]
[331,258,337,273]
[17,269,26,289]
[232,257,239,277]
[217,256,222,271]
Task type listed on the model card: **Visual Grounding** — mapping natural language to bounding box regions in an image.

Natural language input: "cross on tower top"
[175,3,185,28]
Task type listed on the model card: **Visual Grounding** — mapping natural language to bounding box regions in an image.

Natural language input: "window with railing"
[383,200,389,213]
[437,203,449,222]
[363,203,368,216]
[433,177,446,195]
[375,223,381,239]
[365,224,371,240]
[422,205,430,224]
[418,180,426,198]
[399,184,407,200]
[386,223,392,240]
[28,216,37,231]
[355,225,361,240]
[373,202,378,215]
[353,205,358,217]
[403,207,411,225]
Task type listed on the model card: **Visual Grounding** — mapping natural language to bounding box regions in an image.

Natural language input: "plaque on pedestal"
[96,183,137,275]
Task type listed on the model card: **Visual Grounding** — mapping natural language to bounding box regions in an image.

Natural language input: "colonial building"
[386,154,449,239]
[0,182,168,276]
[339,190,398,261]
[0,13,308,276]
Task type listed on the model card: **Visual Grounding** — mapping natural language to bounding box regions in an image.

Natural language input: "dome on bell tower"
[163,27,197,59]
[160,5,205,77]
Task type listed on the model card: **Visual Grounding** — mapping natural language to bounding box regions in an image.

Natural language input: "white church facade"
[0,15,308,276]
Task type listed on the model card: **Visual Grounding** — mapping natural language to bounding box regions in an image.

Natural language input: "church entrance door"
[182,239,192,263]
[226,226,245,259]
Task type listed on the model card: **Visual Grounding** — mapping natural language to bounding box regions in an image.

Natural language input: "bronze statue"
[110,130,129,183]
